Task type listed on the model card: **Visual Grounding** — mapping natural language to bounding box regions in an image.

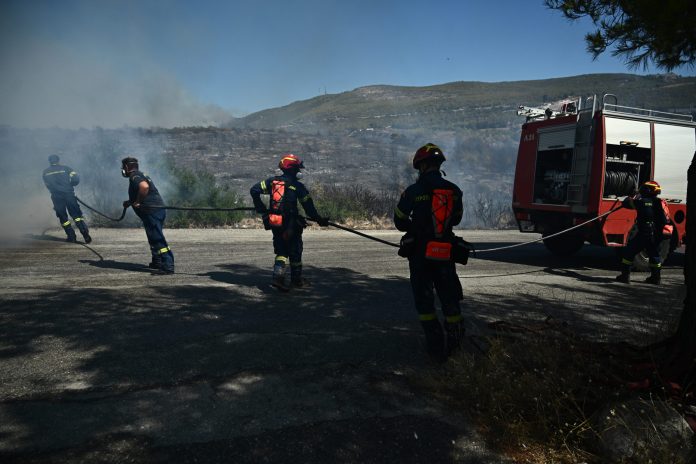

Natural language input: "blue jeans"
[137,208,174,271]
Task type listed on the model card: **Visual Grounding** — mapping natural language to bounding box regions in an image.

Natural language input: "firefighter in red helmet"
[616,180,673,285]
[394,143,465,362]
[250,154,329,291]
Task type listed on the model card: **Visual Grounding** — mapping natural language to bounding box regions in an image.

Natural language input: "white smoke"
[0,37,232,129]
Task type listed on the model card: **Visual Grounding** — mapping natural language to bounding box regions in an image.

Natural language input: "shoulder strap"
[270,179,286,213]
[420,176,455,238]
[431,188,455,238]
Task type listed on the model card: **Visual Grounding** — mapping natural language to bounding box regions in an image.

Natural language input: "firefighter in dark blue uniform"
[616,180,673,285]
[42,154,91,243]
[121,157,174,275]
[250,154,329,291]
[394,144,465,362]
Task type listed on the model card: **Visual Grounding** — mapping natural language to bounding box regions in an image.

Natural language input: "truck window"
[533,127,574,204]
[604,117,651,198]
[654,123,695,202]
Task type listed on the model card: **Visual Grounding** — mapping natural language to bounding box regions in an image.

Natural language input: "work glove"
[316,216,330,227]
[261,213,271,230]
[122,200,131,208]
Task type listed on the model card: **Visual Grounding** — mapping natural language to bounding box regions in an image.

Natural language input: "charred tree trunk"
[663,151,696,380]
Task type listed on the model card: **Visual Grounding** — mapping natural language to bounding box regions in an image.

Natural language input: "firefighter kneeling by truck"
[394,143,471,362]
[616,180,674,285]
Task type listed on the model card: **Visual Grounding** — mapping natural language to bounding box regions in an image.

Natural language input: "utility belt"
[263,212,306,231]
[398,233,472,265]
[637,220,674,238]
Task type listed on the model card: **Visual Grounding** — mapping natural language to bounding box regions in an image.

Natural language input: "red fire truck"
[512,94,695,268]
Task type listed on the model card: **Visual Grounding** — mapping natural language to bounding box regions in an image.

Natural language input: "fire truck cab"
[512,94,695,268]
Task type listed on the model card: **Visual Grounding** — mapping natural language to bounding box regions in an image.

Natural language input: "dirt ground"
[0,228,685,463]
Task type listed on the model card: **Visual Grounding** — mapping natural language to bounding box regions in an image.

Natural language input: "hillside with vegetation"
[229,73,696,134]
[3,73,695,228]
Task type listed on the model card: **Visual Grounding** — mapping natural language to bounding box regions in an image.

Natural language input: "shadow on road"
[78,259,151,273]
[22,233,66,243]
[470,240,684,272]
[0,253,686,461]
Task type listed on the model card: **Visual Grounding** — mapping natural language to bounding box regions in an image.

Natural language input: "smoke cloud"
[0,38,232,129]
[0,127,175,244]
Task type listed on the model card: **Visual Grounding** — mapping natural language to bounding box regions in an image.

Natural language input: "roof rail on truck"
[600,93,694,123]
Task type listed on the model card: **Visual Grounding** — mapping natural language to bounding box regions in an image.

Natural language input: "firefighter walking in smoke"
[616,180,673,285]
[42,154,92,243]
[394,143,465,362]
[121,157,175,275]
[250,154,329,291]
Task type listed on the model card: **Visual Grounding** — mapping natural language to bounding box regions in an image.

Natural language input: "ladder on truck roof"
[567,98,597,210]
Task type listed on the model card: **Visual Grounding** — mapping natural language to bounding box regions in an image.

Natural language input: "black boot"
[615,263,631,284]
[64,226,77,243]
[421,319,447,363]
[76,221,91,244]
[148,251,162,269]
[445,319,466,356]
[645,267,661,285]
[272,263,290,292]
[290,264,310,288]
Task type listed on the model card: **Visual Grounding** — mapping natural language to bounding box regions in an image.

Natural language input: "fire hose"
[302,202,623,254]
[469,203,623,254]
[76,197,256,221]
[76,196,623,256]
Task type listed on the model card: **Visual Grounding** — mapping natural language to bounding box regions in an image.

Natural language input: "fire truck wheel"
[542,231,584,256]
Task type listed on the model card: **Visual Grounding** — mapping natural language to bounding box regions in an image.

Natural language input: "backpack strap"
[268,179,286,227]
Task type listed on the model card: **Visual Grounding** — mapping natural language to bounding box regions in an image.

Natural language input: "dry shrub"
[418,334,631,463]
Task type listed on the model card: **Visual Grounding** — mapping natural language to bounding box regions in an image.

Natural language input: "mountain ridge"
[228,73,695,135]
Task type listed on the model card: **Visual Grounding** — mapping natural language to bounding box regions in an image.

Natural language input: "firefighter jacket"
[622,194,673,238]
[394,170,463,242]
[128,170,165,214]
[250,173,321,226]
[42,164,79,194]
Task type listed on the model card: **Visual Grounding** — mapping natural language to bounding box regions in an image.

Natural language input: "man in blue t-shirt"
[121,157,174,275]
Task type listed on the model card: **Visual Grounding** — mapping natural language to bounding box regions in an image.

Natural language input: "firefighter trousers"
[137,209,174,271]
[271,222,304,280]
[621,232,662,268]
[408,256,464,360]
[50,192,88,238]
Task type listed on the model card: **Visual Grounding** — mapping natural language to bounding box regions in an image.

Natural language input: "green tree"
[547,0,696,387]
[545,0,696,70]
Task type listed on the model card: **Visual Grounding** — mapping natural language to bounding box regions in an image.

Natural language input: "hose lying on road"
[76,197,623,255]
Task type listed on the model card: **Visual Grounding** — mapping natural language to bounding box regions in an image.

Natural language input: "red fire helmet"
[412,143,445,169]
[278,154,304,171]
[640,180,661,196]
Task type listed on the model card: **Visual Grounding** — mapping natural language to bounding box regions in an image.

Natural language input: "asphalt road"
[0,228,686,463]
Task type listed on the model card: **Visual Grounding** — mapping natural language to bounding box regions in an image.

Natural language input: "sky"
[1,0,694,128]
